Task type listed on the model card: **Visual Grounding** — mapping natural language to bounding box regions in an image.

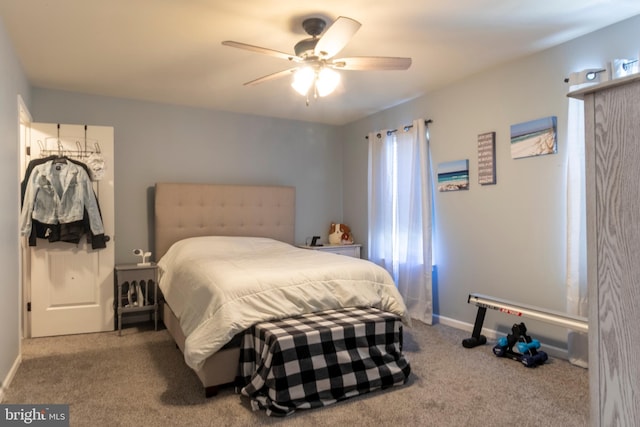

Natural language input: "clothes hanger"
[52,141,67,164]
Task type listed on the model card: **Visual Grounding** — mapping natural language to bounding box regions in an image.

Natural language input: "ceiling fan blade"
[243,67,298,86]
[222,40,301,62]
[331,56,412,71]
[314,16,361,59]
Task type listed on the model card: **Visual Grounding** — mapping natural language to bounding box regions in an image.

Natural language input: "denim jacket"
[20,160,105,237]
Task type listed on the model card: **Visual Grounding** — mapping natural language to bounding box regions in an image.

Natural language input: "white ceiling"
[2,1,640,125]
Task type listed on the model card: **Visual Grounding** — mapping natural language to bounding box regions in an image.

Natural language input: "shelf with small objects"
[114,258,159,335]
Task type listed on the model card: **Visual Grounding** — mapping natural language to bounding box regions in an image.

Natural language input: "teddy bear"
[328,223,354,245]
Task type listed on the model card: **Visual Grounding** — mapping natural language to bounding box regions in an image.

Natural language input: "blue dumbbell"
[493,345,507,357]
[521,351,548,367]
[517,339,540,354]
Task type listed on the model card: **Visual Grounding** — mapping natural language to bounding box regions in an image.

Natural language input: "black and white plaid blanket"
[235,306,411,416]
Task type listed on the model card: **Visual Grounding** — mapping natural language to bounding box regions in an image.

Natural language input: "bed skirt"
[235,306,411,416]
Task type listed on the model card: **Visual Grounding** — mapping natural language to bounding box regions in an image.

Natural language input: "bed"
[154,183,411,412]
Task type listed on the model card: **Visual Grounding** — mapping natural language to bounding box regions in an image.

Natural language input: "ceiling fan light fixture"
[291,67,315,96]
[316,67,340,97]
[291,66,340,98]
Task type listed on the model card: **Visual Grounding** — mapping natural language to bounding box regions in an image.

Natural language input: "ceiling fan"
[222,16,412,101]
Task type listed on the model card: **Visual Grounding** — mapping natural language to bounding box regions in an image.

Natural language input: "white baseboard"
[0,353,22,403]
[434,314,569,361]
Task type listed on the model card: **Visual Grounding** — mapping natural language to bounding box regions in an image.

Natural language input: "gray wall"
[29,92,344,264]
[0,18,30,395]
[341,14,640,348]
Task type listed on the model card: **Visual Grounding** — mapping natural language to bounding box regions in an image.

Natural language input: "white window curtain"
[566,85,588,368]
[368,119,433,325]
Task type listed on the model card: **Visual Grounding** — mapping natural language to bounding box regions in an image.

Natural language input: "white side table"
[114,263,159,335]
[298,243,362,258]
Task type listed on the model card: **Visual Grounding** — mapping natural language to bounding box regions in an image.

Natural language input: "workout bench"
[462,293,588,348]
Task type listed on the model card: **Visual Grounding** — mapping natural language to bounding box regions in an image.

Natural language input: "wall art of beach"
[510,116,557,159]
[437,159,469,192]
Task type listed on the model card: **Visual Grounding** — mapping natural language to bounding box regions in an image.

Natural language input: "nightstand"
[114,263,159,335]
[298,243,362,258]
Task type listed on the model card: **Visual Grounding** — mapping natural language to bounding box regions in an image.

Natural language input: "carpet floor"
[3,320,589,426]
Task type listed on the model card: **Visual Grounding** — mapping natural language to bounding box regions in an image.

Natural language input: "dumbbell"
[517,339,540,354]
[521,351,548,367]
[493,344,507,357]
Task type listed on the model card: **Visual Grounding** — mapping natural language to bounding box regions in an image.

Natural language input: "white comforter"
[157,236,409,370]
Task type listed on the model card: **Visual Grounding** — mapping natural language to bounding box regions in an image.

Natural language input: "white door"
[24,123,115,337]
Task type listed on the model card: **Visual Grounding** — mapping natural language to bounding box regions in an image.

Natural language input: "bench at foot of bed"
[234,306,411,417]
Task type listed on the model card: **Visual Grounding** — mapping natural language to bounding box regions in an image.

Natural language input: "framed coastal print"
[437,159,469,192]
[510,116,557,159]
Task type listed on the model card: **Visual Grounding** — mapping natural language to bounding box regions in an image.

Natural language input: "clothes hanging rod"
[365,119,432,139]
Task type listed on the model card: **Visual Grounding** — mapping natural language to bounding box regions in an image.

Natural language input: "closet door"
[25,123,115,337]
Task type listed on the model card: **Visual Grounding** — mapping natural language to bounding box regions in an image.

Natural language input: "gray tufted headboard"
[154,183,296,259]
